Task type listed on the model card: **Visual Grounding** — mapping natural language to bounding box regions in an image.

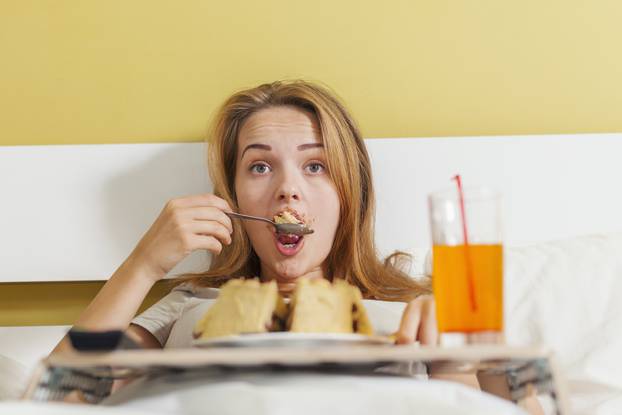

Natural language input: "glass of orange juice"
[429,184,503,345]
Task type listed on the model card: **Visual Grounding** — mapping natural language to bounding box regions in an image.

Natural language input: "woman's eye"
[250,163,271,174]
[305,162,325,174]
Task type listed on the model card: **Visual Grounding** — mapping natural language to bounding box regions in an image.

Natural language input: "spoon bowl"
[225,212,314,236]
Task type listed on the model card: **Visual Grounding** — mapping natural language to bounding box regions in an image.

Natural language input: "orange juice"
[432,244,503,333]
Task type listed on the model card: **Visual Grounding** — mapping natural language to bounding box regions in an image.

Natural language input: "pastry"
[193,279,287,339]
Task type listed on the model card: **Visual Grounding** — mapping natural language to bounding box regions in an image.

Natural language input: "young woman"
[52,80,437,354]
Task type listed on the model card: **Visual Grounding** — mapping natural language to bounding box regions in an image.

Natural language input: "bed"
[1,134,622,414]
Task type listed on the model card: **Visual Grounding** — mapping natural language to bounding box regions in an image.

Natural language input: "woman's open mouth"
[274,233,305,256]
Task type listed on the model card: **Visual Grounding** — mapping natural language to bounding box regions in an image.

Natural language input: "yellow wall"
[2,0,622,147]
[0,281,171,326]
[2,1,622,325]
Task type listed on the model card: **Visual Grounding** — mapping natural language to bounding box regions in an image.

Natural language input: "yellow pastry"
[193,279,287,339]
[193,277,373,339]
[288,278,373,335]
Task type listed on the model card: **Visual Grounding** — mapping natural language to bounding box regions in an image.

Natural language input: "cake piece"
[273,208,303,225]
[350,283,373,335]
[287,278,373,335]
[193,279,287,339]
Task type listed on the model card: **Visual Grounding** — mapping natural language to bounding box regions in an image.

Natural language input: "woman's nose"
[277,185,300,202]
[275,165,302,202]
[276,171,301,202]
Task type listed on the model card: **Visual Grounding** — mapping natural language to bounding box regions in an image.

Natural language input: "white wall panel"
[2,134,621,282]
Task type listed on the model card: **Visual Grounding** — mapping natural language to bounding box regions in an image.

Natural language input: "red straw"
[452,174,478,312]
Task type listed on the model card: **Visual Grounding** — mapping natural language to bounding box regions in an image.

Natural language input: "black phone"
[68,328,141,351]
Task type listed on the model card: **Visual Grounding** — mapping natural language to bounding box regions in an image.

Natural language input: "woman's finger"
[395,298,422,344]
[187,234,224,255]
[417,299,438,345]
[187,221,232,246]
[166,194,232,212]
[182,206,234,234]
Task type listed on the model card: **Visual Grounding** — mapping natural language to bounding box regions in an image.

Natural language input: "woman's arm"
[51,194,234,355]
[51,255,163,354]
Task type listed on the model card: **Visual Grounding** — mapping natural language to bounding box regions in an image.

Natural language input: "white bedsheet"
[504,233,622,414]
[0,401,152,415]
[0,355,28,401]
[0,374,527,415]
[103,372,526,415]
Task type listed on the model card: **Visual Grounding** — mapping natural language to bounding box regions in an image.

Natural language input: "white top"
[132,282,411,348]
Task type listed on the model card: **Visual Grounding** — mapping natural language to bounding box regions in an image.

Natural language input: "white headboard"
[2,134,621,283]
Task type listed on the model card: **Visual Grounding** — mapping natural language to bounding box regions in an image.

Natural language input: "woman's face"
[234,106,340,293]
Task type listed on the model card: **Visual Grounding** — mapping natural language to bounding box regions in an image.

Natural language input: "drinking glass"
[428,185,503,344]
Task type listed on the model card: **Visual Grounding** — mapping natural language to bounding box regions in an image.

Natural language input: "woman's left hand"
[394,294,438,346]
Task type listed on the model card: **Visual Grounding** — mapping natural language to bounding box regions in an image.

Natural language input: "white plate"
[192,332,394,348]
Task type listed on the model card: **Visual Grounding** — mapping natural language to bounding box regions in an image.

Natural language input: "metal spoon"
[225,211,314,236]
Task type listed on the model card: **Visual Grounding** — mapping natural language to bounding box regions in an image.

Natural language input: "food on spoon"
[273,207,313,236]
[273,207,304,225]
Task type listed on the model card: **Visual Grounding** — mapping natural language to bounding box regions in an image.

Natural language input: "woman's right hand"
[129,194,234,281]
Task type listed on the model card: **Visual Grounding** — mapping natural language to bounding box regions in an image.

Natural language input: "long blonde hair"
[181,80,430,302]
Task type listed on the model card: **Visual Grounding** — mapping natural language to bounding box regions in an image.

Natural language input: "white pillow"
[0,354,28,400]
[504,233,622,390]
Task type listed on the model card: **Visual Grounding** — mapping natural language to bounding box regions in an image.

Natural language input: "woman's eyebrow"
[297,143,324,151]
[241,143,271,159]
[241,142,323,158]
